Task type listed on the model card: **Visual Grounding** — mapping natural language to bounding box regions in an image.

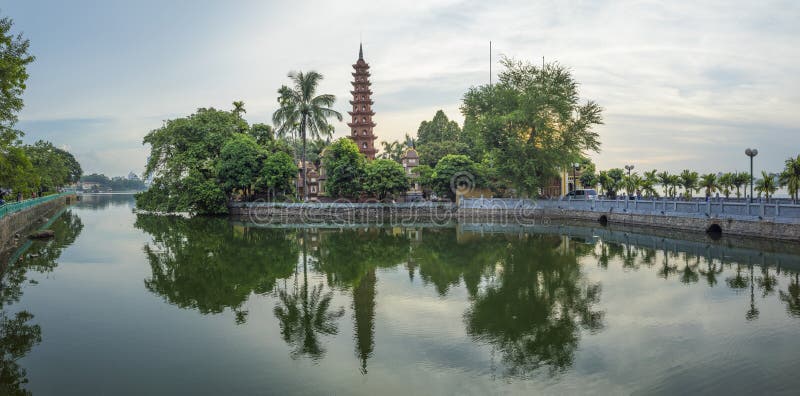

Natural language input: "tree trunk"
[301,118,308,202]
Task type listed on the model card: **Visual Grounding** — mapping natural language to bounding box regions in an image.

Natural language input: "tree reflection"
[464,235,604,377]
[0,210,83,395]
[135,215,298,323]
[315,228,409,374]
[274,282,344,361]
[411,229,506,297]
[779,272,800,317]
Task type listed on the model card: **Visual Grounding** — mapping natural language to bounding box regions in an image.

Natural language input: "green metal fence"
[0,192,71,219]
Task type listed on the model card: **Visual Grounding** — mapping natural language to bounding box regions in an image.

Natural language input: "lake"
[2,194,799,395]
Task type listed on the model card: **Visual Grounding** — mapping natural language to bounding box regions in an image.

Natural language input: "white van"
[564,189,598,200]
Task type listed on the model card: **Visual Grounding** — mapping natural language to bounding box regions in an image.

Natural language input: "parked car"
[564,189,598,200]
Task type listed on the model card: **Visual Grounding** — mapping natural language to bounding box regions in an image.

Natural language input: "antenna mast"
[489,41,492,87]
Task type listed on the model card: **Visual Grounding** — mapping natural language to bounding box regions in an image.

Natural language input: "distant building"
[347,44,377,160]
[127,172,140,181]
[296,161,324,199]
[401,147,423,200]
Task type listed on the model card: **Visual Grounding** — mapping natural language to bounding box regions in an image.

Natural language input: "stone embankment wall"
[230,200,800,241]
[456,207,800,242]
[0,194,77,255]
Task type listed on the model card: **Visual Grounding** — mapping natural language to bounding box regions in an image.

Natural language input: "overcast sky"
[3,0,798,177]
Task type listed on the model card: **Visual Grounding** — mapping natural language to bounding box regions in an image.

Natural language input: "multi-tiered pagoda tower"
[348,44,377,159]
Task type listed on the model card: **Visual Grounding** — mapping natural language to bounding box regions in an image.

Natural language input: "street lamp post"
[624,164,635,176]
[572,162,580,192]
[745,148,758,202]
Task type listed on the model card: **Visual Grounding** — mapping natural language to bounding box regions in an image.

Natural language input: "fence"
[0,193,71,219]
[459,197,800,223]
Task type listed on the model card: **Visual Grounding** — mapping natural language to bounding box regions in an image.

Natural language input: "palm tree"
[699,173,718,198]
[668,174,681,198]
[378,140,405,162]
[779,155,800,203]
[273,71,342,201]
[679,169,699,199]
[718,172,733,198]
[731,172,749,199]
[598,170,612,197]
[274,282,345,360]
[657,171,671,197]
[754,171,777,202]
[642,169,659,198]
[622,173,641,196]
[232,100,246,118]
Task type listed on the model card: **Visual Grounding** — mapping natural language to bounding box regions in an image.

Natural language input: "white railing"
[459,197,800,223]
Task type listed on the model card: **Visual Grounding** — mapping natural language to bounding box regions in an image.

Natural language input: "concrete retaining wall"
[0,194,77,255]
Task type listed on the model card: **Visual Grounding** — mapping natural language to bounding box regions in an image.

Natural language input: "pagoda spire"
[347,43,377,159]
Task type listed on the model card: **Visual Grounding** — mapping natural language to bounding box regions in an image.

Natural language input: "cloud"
[5,0,799,176]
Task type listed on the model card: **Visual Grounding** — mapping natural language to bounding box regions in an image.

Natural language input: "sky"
[3,0,799,177]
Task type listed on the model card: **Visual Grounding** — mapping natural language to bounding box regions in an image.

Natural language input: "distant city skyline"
[4,0,798,176]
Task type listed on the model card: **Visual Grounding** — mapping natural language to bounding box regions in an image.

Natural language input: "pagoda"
[347,44,377,159]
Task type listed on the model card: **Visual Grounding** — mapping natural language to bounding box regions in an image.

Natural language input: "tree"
[679,169,699,199]
[461,57,602,197]
[779,155,800,203]
[249,123,274,146]
[431,154,480,201]
[657,171,671,197]
[273,71,342,201]
[718,172,733,198]
[579,170,598,190]
[599,168,624,198]
[416,110,461,147]
[415,164,434,198]
[217,134,261,199]
[258,151,296,200]
[322,138,365,199]
[699,173,718,198]
[0,16,35,130]
[622,173,641,196]
[137,108,244,214]
[363,159,409,200]
[232,100,246,119]
[417,140,469,168]
[23,140,77,192]
[641,169,658,197]
[754,171,777,201]
[378,140,405,162]
[731,172,749,199]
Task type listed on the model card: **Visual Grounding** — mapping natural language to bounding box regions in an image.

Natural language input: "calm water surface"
[2,194,799,395]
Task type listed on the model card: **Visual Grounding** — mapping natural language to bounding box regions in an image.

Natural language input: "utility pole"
[489,41,492,87]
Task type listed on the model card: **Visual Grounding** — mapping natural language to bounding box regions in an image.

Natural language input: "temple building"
[348,44,378,159]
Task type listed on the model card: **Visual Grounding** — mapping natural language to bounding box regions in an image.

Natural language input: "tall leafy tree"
[416,110,461,146]
[0,15,35,131]
[272,71,342,201]
[249,123,274,146]
[462,57,602,196]
[322,138,366,199]
[137,108,245,214]
[431,154,481,201]
[363,159,409,200]
[258,151,297,200]
[217,134,261,199]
